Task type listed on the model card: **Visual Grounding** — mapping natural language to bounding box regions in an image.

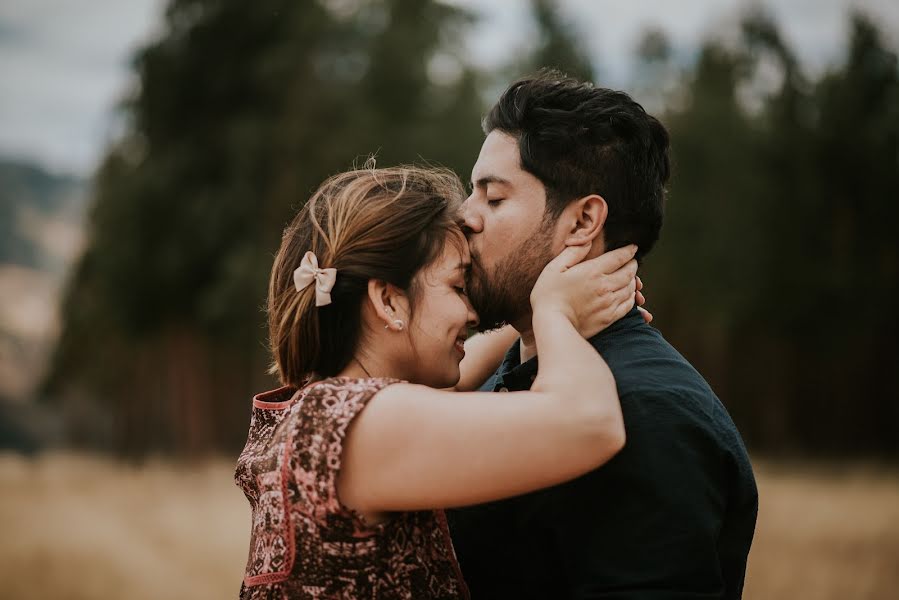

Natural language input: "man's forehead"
[471,131,521,185]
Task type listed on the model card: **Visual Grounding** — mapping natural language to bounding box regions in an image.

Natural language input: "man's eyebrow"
[471,175,512,189]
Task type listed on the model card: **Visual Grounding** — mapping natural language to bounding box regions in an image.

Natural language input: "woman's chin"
[433,370,461,390]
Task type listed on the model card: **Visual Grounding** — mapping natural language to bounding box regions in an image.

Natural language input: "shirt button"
[498,387,509,392]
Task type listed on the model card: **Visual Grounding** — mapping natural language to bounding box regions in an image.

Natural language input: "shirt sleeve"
[544,391,735,599]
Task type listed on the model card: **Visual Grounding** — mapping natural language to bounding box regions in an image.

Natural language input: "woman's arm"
[337,244,638,516]
[453,326,519,392]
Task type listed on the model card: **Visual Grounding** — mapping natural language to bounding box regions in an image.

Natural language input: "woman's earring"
[382,307,404,331]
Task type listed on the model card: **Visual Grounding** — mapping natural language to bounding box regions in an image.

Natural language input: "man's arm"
[543,391,737,599]
[453,326,518,391]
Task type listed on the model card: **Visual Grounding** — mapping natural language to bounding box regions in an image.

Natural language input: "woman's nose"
[466,302,479,329]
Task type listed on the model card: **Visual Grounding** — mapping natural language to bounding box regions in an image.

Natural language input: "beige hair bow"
[293,251,337,307]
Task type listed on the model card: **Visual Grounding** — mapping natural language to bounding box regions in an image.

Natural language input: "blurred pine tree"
[44,0,485,457]
[642,10,899,457]
[41,2,899,458]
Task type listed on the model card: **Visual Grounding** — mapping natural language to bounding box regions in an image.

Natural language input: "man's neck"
[514,314,537,364]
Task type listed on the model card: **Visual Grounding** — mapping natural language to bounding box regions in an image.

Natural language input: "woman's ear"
[563,194,608,247]
[366,279,410,331]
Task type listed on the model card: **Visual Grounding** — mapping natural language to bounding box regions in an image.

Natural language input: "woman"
[235,165,640,599]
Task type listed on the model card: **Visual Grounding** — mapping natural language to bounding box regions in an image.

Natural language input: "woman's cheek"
[457,297,471,327]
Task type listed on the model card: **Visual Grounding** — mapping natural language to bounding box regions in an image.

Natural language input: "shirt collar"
[493,307,645,389]
[493,337,536,390]
[589,306,645,341]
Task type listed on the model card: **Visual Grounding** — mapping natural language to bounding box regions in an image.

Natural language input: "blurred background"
[1,0,898,598]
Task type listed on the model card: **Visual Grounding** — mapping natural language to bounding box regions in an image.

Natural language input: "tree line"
[44,0,899,458]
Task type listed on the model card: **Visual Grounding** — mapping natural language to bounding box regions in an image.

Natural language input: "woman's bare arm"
[337,244,638,517]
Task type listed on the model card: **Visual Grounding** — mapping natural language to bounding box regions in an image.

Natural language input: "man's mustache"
[467,252,488,279]
[466,242,483,267]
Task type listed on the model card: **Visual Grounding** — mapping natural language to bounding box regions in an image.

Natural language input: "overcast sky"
[1,0,897,176]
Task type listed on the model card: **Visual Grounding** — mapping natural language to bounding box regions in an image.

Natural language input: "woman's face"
[403,232,479,388]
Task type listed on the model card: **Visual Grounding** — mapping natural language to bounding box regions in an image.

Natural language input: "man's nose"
[460,195,483,234]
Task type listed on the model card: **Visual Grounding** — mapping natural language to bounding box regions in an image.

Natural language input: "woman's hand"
[530,242,639,338]
[636,276,653,323]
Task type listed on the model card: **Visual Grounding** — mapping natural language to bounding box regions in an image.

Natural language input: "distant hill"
[0,158,87,272]
[0,158,88,410]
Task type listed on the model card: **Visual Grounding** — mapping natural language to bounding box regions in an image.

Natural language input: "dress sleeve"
[286,377,398,526]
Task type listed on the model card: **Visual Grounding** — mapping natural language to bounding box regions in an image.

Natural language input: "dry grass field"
[1,452,897,599]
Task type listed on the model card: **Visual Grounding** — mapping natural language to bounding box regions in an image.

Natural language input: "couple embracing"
[235,71,758,600]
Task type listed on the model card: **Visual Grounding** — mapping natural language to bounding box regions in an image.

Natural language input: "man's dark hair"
[484,69,671,260]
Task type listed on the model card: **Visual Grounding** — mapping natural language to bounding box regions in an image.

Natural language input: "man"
[448,70,758,599]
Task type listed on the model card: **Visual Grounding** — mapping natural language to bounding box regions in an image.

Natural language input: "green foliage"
[0,160,85,270]
[45,0,486,455]
[500,0,595,84]
[528,0,594,81]
[641,10,899,457]
[44,1,899,457]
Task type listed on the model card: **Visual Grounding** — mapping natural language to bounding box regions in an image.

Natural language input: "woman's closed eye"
[487,197,504,207]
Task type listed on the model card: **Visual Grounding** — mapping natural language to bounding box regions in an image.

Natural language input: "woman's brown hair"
[268,163,466,387]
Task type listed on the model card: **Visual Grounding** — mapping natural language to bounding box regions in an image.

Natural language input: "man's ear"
[366,279,410,330]
[563,194,608,246]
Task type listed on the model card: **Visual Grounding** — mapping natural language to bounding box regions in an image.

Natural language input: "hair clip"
[293,251,337,307]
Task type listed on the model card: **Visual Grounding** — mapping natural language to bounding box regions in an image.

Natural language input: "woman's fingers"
[611,278,637,307]
[614,293,636,321]
[589,244,638,275]
[635,275,647,307]
[600,259,638,291]
[531,242,596,319]
[550,242,593,272]
[587,279,636,320]
[603,296,634,329]
[541,243,644,338]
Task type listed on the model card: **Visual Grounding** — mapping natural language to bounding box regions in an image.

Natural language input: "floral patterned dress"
[234,377,469,599]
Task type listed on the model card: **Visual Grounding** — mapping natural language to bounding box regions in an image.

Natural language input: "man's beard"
[467,222,556,333]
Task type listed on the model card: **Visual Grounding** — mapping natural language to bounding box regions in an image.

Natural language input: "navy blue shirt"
[448,308,758,599]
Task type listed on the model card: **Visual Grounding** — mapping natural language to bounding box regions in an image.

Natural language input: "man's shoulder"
[592,314,711,396]
[590,314,746,443]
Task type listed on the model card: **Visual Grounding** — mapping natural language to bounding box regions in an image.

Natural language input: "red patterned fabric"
[235,377,469,599]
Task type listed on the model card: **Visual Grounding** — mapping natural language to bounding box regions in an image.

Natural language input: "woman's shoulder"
[291,376,401,437]
[305,376,403,397]
[283,377,404,526]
